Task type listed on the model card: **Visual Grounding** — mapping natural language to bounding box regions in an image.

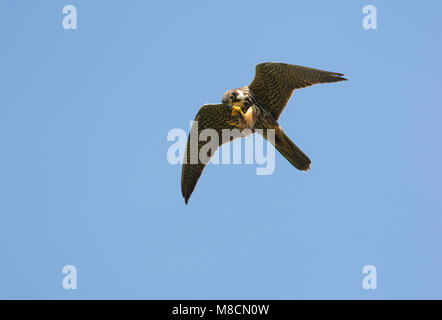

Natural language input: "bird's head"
[221,89,245,107]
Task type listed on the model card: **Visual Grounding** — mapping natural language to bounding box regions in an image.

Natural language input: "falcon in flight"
[181,62,346,204]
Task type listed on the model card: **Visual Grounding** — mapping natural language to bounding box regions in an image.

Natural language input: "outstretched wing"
[181,104,244,204]
[248,62,347,120]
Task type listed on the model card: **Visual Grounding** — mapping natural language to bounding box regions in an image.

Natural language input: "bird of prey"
[181,62,346,204]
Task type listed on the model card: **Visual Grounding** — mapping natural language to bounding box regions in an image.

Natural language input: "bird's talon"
[231,105,245,118]
[227,121,241,129]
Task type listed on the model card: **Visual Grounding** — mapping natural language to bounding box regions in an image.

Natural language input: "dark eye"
[231,92,238,98]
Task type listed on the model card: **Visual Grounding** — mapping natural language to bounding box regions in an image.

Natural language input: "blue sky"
[0,0,441,299]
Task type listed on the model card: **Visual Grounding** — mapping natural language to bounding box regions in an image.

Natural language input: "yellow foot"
[231,105,245,118]
[227,120,242,129]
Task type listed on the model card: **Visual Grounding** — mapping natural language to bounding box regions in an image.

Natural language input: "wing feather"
[181,104,243,204]
[249,62,347,120]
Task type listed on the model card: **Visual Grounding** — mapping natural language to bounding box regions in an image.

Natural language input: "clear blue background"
[1,0,441,299]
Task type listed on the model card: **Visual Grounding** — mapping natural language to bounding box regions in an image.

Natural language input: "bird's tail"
[260,125,311,171]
